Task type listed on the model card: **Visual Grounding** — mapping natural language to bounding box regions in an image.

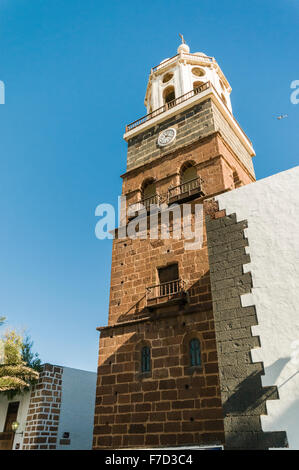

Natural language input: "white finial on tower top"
[178,34,190,54]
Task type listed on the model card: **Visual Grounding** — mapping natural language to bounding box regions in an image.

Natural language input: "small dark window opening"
[189,338,201,367]
[158,264,179,284]
[165,91,175,103]
[141,346,151,373]
[164,86,176,104]
[157,264,179,297]
[181,164,197,184]
[142,181,156,201]
[193,80,204,91]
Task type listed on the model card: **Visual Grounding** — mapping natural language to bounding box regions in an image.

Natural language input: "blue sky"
[0,0,298,371]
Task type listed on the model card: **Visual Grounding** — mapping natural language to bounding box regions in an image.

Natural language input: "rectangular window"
[141,346,151,373]
[157,264,179,297]
[158,264,179,284]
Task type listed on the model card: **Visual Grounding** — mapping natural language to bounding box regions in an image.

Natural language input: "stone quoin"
[93,38,289,450]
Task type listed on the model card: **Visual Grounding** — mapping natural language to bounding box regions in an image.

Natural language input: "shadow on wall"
[115,274,212,325]
[93,270,226,449]
[223,356,296,418]
[220,357,289,448]
[264,358,290,386]
[222,368,279,417]
[264,357,299,449]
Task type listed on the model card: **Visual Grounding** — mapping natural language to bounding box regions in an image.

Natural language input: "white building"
[207,165,299,449]
[0,363,96,450]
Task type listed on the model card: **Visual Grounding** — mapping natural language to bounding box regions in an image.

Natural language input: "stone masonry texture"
[22,364,63,450]
[211,102,254,177]
[93,203,226,449]
[126,98,255,178]
[94,308,225,449]
[123,112,255,215]
[205,205,288,449]
[93,99,257,449]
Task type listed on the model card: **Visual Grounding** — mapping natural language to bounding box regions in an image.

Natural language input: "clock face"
[157,128,176,147]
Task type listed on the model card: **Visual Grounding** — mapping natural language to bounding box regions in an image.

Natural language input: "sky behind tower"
[0,0,298,371]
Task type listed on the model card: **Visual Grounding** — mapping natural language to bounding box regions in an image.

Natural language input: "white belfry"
[144,38,232,114]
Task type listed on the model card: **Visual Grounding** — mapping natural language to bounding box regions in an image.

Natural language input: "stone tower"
[93,40,284,450]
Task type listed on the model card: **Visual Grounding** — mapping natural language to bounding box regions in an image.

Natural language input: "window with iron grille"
[141,346,151,373]
[189,338,201,367]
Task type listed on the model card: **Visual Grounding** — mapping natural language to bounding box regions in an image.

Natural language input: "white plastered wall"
[56,366,97,450]
[215,166,299,449]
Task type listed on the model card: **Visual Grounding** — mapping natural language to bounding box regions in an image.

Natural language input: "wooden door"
[4,402,19,432]
[0,432,14,450]
[0,401,19,450]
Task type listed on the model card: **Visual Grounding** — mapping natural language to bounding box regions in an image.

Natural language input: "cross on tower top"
[179,33,185,44]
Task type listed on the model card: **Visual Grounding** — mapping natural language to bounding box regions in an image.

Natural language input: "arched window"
[189,338,201,367]
[163,86,175,105]
[141,346,151,373]
[193,80,204,92]
[141,178,157,211]
[181,162,197,184]
[143,180,156,200]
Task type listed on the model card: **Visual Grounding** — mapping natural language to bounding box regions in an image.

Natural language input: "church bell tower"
[93,39,257,450]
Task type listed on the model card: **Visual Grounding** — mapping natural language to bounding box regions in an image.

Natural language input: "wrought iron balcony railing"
[146,279,185,303]
[125,80,253,150]
[168,176,204,202]
[125,82,211,132]
[128,194,161,215]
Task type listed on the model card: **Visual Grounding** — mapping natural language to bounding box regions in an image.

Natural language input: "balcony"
[125,82,211,132]
[168,177,205,204]
[146,279,187,308]
[128,194,161,218]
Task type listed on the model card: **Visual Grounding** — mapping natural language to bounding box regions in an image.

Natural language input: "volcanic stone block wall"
[126,100,215,171]
[211,102,255,177]
[123,133,229,209]
[94,94,258,449]
[23,364,63,450]
[108,217,214,326]
[93,199,228,449]
[126,99,255,180]
[93,307,225,449]
[206,205,288,449]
